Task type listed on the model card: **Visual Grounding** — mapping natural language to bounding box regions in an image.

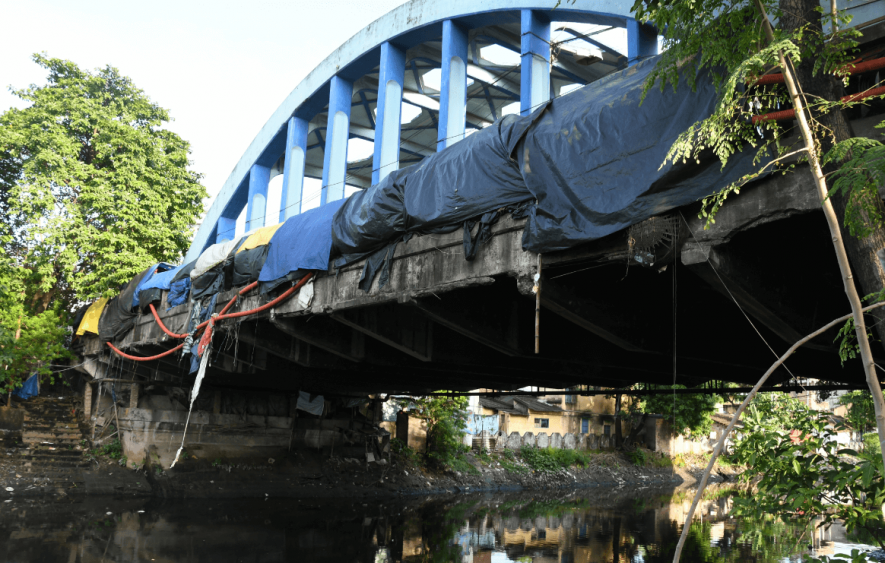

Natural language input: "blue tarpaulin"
[257,200,346,292]
[138,265,181,293]
[330,56,765,289]
[167,278,191,309]
[13,374,39,400]
[132,263,175,308]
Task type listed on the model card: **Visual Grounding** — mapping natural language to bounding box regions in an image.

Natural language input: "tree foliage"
[823,120,885,238]
[0,54,207,310]
[733,397,885,556]
[629,385,720,438]
[630,0,884,236]
[0,263,70,396]
[840,390,876,436]
[403,393,469,467]
[0,54,206,396]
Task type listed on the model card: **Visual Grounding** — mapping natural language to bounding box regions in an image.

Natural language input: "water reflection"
[0,486,872,562]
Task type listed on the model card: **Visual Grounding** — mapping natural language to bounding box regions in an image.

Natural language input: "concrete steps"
[16,396,88,470]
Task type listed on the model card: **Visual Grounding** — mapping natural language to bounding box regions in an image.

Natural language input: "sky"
[1,0,411,234]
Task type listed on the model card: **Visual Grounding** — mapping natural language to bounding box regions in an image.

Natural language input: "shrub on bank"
[519,446,591,472]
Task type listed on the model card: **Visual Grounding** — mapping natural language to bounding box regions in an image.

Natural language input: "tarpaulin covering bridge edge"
[329,55,765,289]
[90,55,767,334]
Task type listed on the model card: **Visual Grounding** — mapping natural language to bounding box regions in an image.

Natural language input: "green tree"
[0,263,70,401]
[629,385,720,438]
[0,54,206,401]
[0,54,207,311]
[405,393,469,468]
[732,402,885,557]
[840,390,876,436]
[630,0,885,477]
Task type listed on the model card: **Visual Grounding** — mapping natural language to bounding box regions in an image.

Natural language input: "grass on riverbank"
[391,438,739,477]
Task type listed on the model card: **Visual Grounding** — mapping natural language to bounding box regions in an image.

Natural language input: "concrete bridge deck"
[73,115,885,397]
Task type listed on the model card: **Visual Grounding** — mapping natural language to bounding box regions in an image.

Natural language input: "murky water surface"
[0,487,876,562]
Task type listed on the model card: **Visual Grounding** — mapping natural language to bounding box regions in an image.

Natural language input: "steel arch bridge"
[184,0,661,263]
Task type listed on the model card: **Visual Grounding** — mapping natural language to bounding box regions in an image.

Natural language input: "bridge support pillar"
[247,163,270,232]
[373,41,406,185]
[280,116,309,221]
[520,10,551,116]
[627,18,658,67]
[321,75,354,204]
[216,215,237,244]
[437,20,468,151]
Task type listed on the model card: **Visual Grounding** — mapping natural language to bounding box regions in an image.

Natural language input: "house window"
[603,424,611,437]
[565,394,577,404]
[534,418,549,428]
[581,418,589,434]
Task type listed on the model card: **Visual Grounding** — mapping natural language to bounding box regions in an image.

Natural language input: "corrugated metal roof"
[479,396,564,415]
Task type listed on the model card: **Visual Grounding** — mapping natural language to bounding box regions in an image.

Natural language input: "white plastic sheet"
[191,237,241,279]
[296,391,324,416]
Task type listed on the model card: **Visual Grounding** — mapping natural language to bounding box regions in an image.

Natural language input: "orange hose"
[213,274,312,321]
[752,85,885,124]
[842,85,885,104]
[110,275,312,361]
[148,280,259,339]
[750,57,885,86]
[149,303,188,339]
[107,341,184,361]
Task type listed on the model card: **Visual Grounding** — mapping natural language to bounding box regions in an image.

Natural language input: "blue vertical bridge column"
[627,18,658,66]
[437,20,468,152]
[321,75,354,204]
[373,42,406,185]
[520,10,550,116]
[246,164,270,232]
[280,116,309,221]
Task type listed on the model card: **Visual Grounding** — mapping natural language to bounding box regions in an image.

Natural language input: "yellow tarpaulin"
[236,222,283,254]
[75,297,109,336]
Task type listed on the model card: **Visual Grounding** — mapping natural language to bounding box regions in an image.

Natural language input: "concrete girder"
[332,304,434,362]
[234,325,349,370]
[271,316,365,363]
[408,296,522,357]
[681,243,834,353]
[535,276,653,353]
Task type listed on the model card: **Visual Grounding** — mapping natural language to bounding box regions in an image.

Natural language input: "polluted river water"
[0,486,878,562]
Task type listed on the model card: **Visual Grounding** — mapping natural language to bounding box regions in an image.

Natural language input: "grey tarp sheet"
[330,56,764,288]
[98,267,152,343]
[258,200,345,293]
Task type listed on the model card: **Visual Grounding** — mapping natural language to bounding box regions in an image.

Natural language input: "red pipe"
[148,280,260,339]
[752,108,797,123]
[110,275,312,361]
[752,85,885,124]
[750,57,885,86]
[149,304,189,339]
[107,341,184,361]
[842,85,885,104]
[217,281,259,317]
[844,57,885,75]
[752,73,786,86]
[213,273,312,321]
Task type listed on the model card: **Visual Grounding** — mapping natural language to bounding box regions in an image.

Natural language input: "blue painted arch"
[186,0,650,263]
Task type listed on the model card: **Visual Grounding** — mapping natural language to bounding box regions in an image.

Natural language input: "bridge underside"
[74,120,884,396]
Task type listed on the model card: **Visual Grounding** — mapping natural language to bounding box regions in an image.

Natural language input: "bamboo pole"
[535,254,542,354]
[671,301,885,562]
